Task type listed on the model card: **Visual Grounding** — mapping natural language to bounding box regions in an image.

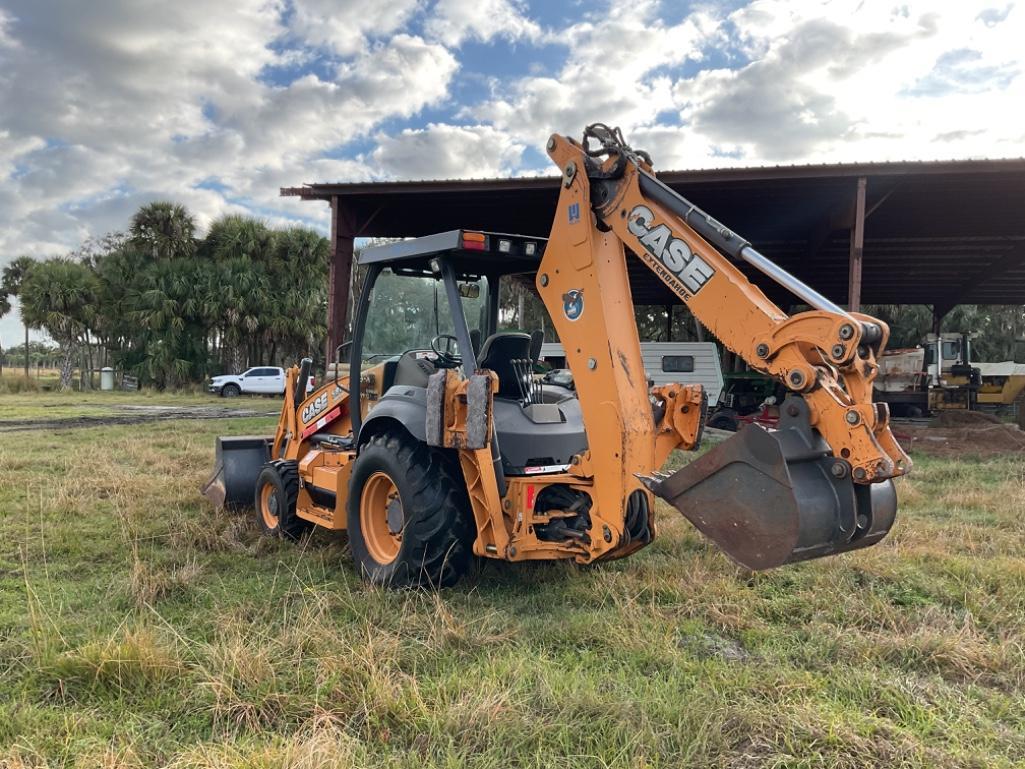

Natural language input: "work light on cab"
[461,231,487,250]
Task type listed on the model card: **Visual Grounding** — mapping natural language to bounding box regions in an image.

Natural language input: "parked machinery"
[204,125,909,586]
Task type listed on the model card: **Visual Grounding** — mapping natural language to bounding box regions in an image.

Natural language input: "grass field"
[1,392,1024,768]
[0,389,262,422]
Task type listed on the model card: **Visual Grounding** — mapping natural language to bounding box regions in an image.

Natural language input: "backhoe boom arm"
[537,126,908,570]
[548,128,910,484]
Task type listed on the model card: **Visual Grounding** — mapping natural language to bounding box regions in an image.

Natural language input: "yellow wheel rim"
[260,482,279,530]
[360,471,402,564]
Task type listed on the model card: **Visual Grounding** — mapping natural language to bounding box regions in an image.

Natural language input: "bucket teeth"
[637,424,897,570]
[634,473,662,491]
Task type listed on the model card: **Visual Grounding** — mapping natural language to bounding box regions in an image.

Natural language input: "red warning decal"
[301,406,341,439]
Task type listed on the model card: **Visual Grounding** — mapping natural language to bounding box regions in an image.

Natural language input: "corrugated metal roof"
[281,157,1025,308]
[282,157,1025,198]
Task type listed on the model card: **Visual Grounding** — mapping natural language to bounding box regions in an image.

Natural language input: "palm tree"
[1,256,38,378]
[19,258,98,390]
[0,292,10,375]
[205,215,275,370]
[125,257,208,388]
[130,202,196,261]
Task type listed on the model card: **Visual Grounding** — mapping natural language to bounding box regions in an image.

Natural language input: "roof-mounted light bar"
[461,231,487,251]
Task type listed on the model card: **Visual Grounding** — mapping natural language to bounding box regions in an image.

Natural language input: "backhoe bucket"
[201,436,271,510]
[642,397,896,570]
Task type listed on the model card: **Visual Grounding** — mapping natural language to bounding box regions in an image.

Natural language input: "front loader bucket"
[642,396,896,570]
[201,436,272,510]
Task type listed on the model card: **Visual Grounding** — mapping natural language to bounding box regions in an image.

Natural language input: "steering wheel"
[431,334,462,369]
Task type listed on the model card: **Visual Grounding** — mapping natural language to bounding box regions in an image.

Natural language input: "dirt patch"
[678,632,750,662]
[935,409,1003,427]
[899,420,1025,457]
[0,404,279,433]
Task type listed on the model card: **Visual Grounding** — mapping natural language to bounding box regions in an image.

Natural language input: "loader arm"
[538,126,910,569]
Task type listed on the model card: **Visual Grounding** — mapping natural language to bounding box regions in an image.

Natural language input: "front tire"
[222,383,241,398]
[347,430,473,588]
[255,460,312,539]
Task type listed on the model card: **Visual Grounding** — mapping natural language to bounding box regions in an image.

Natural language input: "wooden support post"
[848,176,866,312]
[327,196,356,368]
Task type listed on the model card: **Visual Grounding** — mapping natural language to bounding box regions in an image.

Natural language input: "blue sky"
[0,0,1022,343]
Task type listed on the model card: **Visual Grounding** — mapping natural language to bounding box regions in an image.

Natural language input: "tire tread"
[257,459,311,539]
[349,430,473,588]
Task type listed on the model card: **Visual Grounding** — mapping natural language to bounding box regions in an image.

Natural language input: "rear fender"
[357,388,428,449]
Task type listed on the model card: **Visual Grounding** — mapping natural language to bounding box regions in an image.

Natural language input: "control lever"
[513,358,543,405]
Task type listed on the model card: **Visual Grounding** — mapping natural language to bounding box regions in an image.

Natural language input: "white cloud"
[468,0,715,153]
[0,2,459,263]
[290,0,422,55]
[0,7,19,49]
[215,31,458,170]
[0,0,1022,349]
[446,0,1025,171]
[0,130,44,177]
[426,0,541,46]
[669,0,1025,163]
[372,123,524,178]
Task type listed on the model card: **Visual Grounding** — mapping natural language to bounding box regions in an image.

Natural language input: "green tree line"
[3,202,1022,391]
[0,341,62,368]
[1,202,330,390]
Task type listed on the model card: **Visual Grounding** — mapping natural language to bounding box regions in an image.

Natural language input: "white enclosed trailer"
[539,342,724,406]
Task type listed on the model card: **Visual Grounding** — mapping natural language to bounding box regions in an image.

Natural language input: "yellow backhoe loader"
[203,124,910,587]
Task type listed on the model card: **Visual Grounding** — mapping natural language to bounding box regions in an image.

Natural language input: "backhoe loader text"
[628,205,715,294]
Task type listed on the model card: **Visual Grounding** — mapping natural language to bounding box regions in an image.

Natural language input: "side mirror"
[458,282,480,299]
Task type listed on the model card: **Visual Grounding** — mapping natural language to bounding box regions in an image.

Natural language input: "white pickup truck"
[209,367,315,397]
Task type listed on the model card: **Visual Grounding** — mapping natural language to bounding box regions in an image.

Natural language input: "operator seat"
[477,332,531,399]
[391,352,437,388]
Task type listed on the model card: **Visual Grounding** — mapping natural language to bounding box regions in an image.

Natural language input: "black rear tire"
[708,413,738,431]
[222,383,241,398]
[348,430,473,588]
[255,460,312,540]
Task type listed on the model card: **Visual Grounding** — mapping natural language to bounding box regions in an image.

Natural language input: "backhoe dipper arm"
[547,129,910,484]
[537,126,908,570]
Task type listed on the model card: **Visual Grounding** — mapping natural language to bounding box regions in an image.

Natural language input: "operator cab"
[347,230,586,477]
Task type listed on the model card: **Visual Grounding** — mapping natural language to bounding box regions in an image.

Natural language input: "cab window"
[662,355,694,373]
[361,269,487,363]
[496,274,552,333]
